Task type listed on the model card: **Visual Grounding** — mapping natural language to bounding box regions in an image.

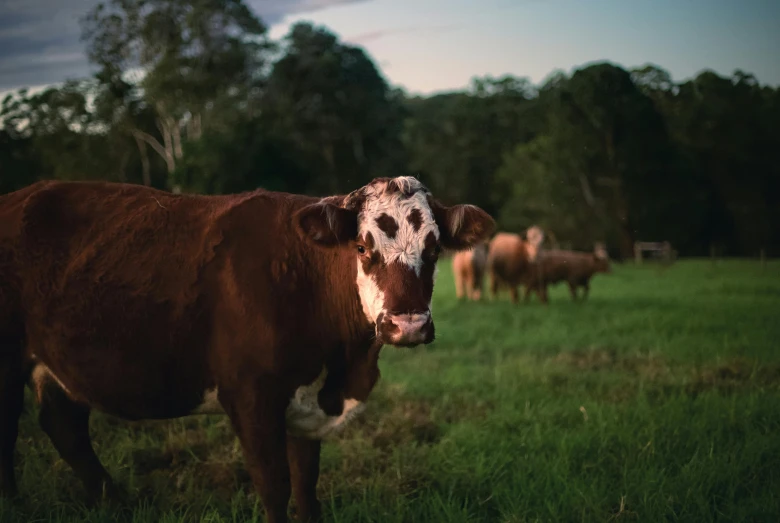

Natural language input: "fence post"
[634,242,642,265]
[662,242,672,266]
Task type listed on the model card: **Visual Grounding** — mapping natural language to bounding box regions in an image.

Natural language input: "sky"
[0,0,778,96]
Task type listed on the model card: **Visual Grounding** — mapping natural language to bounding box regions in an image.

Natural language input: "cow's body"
[0,178,494,522]
[452,242,488,300]
[486,227,545,304]
[523,248,611,302]
[11,181,370,425]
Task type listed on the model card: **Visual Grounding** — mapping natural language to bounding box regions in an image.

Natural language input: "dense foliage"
[2,0,778,257]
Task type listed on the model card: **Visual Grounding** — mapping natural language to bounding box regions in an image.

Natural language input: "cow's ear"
[429,198,495,251]
[295,202,358,247]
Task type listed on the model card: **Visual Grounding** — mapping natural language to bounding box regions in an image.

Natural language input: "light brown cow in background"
[486,226,545,303]
[524,243,611,303]
[453,241,489,300]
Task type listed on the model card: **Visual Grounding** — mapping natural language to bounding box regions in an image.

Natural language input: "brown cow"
[524,244,611,303]
[452,241,489,300]
[486,226,545,304]
[0,177,494,522]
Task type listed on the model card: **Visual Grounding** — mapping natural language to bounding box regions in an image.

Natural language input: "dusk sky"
[0,0,778,95]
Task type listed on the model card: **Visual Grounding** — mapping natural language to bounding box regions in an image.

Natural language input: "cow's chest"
[193,369,365,439]
[284,370,366,439]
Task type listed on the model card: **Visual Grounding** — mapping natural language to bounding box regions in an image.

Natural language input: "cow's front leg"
[220,381,291,523]
[287,435,322,522]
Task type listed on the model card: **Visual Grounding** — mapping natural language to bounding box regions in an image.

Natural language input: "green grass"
[2,259,779,522]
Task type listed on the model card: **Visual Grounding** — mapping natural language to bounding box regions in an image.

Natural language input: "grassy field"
[2,259,779,522]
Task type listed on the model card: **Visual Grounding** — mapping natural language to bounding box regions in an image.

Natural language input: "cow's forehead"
[354,178,439,270]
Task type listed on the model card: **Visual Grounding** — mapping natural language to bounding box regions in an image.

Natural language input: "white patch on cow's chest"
[285,369,366,439]
[191,370,365,439]
[29,361,73,403]
[192,388,222,414]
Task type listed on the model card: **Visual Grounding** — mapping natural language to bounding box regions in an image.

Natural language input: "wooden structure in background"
[634,241,675,265]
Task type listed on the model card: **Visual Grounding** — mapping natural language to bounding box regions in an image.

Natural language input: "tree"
[658,70,780,254]
[495,136,598,247]
[170,117,310,195]
[546,63,676,256]
[260,22,407,195]
[3,1,779,257]
[0,130,41,194]
[81,0,272,185]
[403,74,540,215]
[0,81,122,183]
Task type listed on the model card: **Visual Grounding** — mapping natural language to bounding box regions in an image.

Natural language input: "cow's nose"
[381,312,434,347]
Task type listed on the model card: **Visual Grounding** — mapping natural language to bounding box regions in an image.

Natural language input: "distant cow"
[524,244,611,303]
[486,226,545,304]
[452,241,489,300]
[0,177,494,522]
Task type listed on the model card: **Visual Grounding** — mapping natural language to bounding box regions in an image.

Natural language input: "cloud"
[0,0,370,91]
[251,0,367,24]
[345,25,461,46]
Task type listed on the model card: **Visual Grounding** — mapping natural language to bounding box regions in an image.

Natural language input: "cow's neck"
[280,244,383,439]
[315,244,376,352]
[302,239,383,398]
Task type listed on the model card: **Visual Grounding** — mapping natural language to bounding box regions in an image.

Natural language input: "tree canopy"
[2,0,778,258]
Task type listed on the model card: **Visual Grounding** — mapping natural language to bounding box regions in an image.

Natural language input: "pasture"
[1,259,779,522]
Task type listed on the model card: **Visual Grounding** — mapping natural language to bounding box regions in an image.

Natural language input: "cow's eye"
[357,245,366,255]
[425,244,441,261]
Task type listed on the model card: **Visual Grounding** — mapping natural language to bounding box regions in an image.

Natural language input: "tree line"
[2,0,778,258]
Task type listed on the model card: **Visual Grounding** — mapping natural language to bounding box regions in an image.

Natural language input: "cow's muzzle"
[378,311,435,347]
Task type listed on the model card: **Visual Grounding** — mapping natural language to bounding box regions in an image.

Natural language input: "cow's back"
[487,233,528,284]
[538,250,588,283]
[18,182,244,304]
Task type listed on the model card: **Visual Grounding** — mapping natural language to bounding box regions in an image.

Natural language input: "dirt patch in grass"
[368,400,441,450]
[343,384,495,448]
[553,348,669,380]
[552,349,780,398]
[317,387,495,498]
[686,358,780,395]
[125,421,251,503]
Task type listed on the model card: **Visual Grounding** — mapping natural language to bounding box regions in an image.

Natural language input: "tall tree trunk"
[187,113,202,140]
[156,118,176,174]
[133,129,174,175]
[186,113,203,141]
[133,134,152,186]
[170,116,183,159]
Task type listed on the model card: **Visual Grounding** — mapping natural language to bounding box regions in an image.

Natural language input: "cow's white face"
[295,176,495,347]
[351,178,440,345]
